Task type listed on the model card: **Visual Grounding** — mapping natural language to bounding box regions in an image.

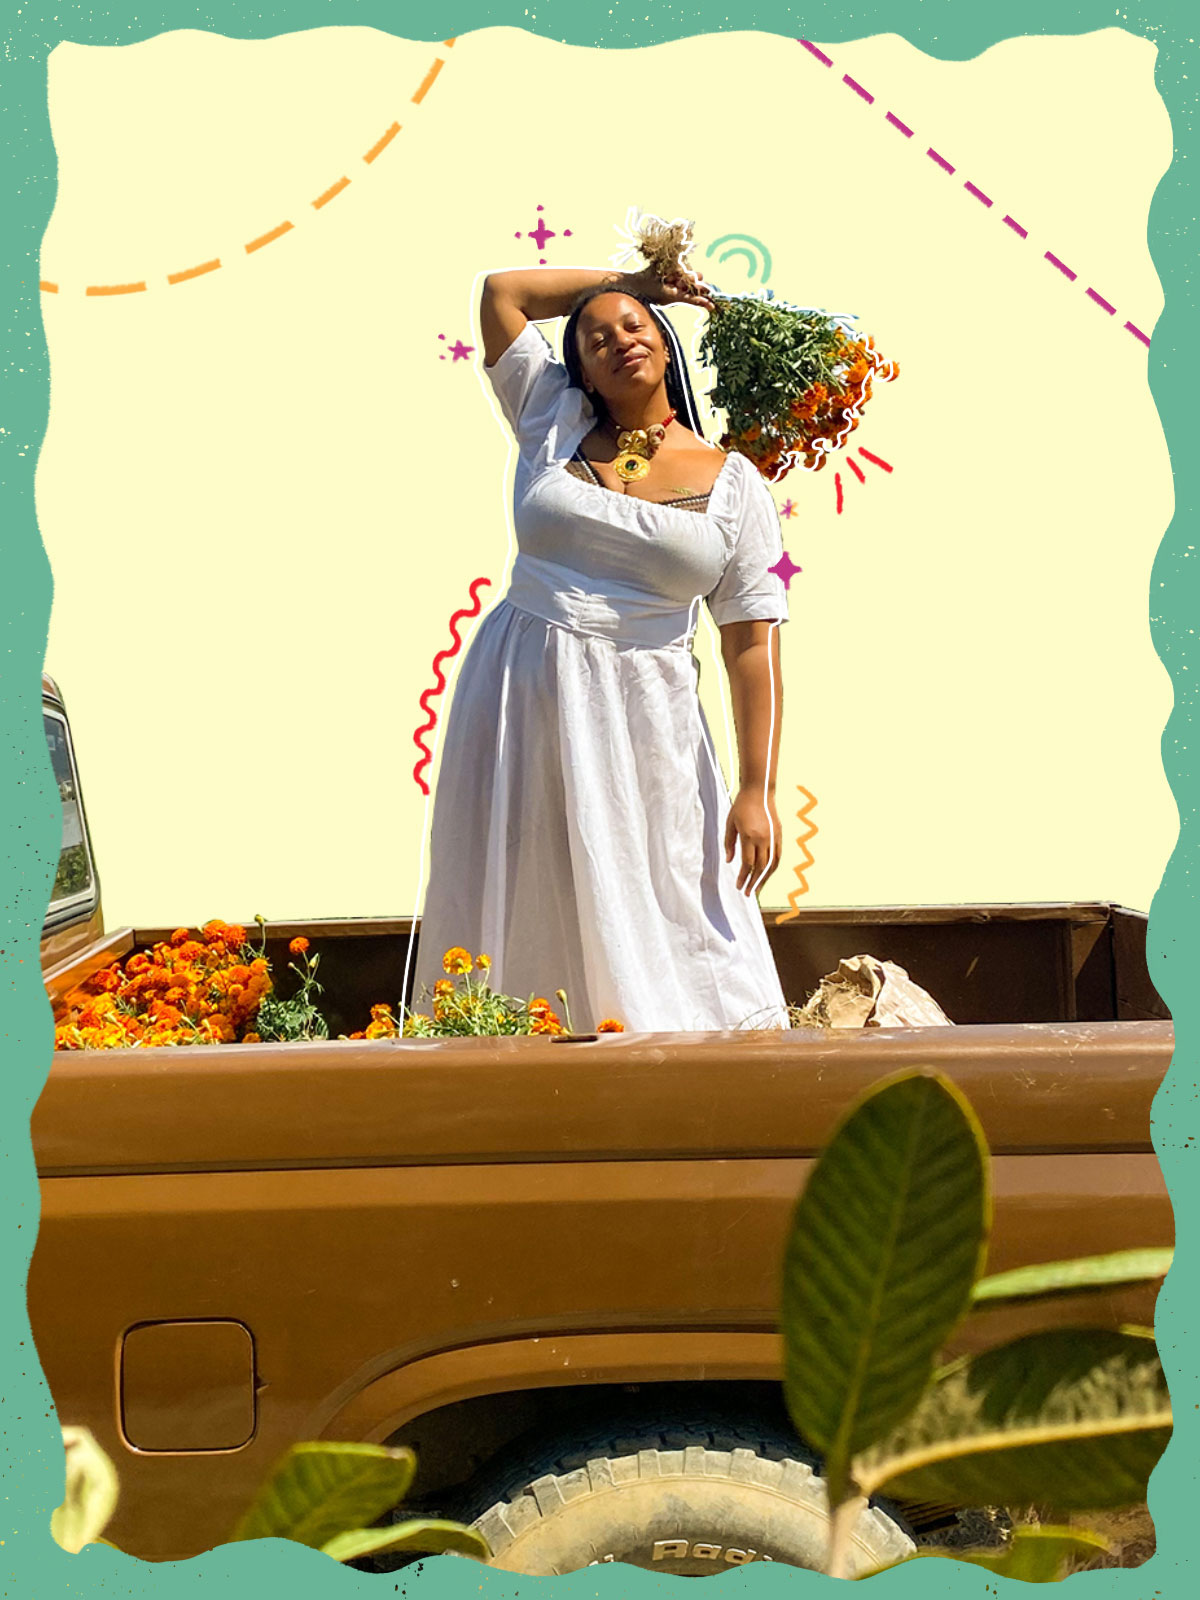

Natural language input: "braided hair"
[561,283,706,438]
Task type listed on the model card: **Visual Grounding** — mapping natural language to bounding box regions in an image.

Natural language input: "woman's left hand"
[725,787,782,897]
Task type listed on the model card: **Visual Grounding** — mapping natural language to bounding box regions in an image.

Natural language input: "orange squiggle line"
[774,785,819,923]
[412,576,492,794]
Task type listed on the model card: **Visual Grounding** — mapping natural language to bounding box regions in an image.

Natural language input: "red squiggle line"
[412,576,492,794]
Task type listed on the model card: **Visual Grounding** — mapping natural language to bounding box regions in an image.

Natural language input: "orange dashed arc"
[43,39,456,297]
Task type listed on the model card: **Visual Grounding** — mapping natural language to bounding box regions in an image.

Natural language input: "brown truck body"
[30,673,1174,1563]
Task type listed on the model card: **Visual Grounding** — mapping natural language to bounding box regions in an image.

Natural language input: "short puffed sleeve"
[705,456,791,627]
[482,320,587,457]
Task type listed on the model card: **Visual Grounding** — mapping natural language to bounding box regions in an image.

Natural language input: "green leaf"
[973,1248,1172,1307]
[321,1518,491,1564]
[854,1524,1113,1582]
[781,1068,991,1505]
[50,1427,120,1554]
[857,1328,1172,1508]
[229,1441,417,1549]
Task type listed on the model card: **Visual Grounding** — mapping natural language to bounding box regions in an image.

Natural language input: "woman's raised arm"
[480,267,716,367]
[481,269,623,367]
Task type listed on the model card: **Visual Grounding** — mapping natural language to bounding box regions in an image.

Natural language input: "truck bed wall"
[105,902,1170,1039]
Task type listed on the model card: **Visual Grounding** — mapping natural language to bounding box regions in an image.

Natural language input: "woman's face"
[575,294,668,414]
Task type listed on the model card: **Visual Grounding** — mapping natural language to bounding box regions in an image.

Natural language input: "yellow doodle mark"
[48,40,457,297]
[86,280,147,296]
[167,258,220,284]
[313,175,351,209]
[412,55,446,104]
[773,785,819,923]
[363,121,401,163]
[245,219,294,253]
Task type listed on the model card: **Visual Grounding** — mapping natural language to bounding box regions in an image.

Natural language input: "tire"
[461,1423,916,1577]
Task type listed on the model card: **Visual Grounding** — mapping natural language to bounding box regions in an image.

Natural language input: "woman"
[411,261,791,1033]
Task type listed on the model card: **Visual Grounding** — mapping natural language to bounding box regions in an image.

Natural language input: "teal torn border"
[1,1,1193,1594]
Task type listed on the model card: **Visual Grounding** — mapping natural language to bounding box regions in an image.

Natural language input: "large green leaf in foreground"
[857,1328,1172,1508]
[855,1524,1114,1583]
[230,1441,418,1549]
[50,1427,120,1554]
[782,1069,990,1505]
[973,1248,1172,1307]
[322,1518,490,1563]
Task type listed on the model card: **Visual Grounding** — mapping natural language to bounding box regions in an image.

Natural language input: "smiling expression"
[575,294,669,415]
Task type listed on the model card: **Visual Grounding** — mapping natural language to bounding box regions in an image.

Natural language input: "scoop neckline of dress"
[567,436,739,514]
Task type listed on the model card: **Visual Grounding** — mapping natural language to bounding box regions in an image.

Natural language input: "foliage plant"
[358,946,626,1039]
[622,206,899,484]
[51,1426,490,1567]
[777,1066,1173,1579]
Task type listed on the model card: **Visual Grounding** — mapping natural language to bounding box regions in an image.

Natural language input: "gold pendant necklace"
[612,411,675,483]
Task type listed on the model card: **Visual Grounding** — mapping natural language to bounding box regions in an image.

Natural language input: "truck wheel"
[462,1425,916,1577]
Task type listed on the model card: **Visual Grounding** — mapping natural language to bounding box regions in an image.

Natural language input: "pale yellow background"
[37,25,1175,931]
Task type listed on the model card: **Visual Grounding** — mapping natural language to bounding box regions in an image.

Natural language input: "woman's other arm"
[720,620,785,896]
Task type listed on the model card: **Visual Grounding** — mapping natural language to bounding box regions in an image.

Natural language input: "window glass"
[44,711,95,908]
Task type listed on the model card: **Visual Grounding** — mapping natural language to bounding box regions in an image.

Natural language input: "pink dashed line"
[1045,251,1077,281]
[796,37,1152,350]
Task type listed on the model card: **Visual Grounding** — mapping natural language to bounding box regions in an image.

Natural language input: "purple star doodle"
[514,203,573,265]
[770,550,803,588]
[438,333,475,361]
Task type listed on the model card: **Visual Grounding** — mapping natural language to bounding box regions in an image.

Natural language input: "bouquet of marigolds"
[52,916,328,1049]
[618,206,899,484]
[347,946,626,1039]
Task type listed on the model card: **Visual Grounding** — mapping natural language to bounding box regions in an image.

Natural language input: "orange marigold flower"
[243,1032,262,1044]
[443,947,473,975]
[370,1002,395,1018]
[223,925,247,950]
[169,927,191,946]
[201,920,227,944]
[596,1018,625,1032]
[289,936,309,956]
[476,953,492,970]
[433,979,455,997]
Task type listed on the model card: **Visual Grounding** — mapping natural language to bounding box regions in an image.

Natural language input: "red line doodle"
[412,576,492,795]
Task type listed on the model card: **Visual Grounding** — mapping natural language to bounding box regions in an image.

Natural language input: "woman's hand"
[724,786,782,897]
[626,264,715,313]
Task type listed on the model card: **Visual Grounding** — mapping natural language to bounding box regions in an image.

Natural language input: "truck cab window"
[44,711,94,910]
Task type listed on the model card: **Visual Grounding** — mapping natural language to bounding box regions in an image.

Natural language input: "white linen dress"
[412,319,792,1033]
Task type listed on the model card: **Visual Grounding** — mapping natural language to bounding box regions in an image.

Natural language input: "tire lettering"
[652,1541,690,1562]
[649,1540,769,1564]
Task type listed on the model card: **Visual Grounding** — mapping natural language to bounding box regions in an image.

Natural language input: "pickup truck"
[31,670,1174,1573]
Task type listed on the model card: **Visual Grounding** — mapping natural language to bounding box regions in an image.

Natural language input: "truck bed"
[30,901,1174,1562]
